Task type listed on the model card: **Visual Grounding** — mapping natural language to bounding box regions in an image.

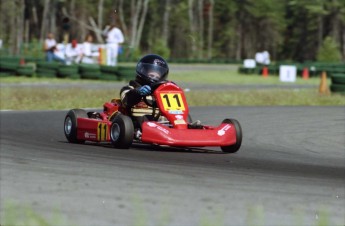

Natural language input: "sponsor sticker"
[147,122,157,127]
[174,119,186,125]
[85,132,96,139]
[153,59,165,65]
[175,115,184,119]
[217,124,231,136]
[168,110,183,114]
[147,122,169,134]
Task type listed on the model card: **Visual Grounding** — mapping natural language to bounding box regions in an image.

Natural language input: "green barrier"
[57,65,79,78]
[79,64,100,73]
[36,68,57,78]
[0,72,13,77]
[37,62,60,70]
[330,84,345,93]
[331,74,345,85]
[16,67,35,77]
[100,73,119,81]
[117,66,135,81]
[80,71,101,80]
[100,65,119,74]
[0,62,19,72]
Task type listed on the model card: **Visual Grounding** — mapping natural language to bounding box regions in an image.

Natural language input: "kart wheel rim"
[64,117,72,135]
[111,123,120,141]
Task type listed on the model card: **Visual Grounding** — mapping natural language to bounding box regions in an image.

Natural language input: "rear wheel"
[221,119,242,153]
[110,114,134,149]
[64,109,88,143]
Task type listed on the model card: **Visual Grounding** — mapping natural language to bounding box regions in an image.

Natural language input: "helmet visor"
[138,63,168,82]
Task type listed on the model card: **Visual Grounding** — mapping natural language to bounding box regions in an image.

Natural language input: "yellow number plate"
[160,93,185,111]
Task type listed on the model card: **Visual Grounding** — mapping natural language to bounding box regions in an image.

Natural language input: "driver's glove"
[137,85,151,96]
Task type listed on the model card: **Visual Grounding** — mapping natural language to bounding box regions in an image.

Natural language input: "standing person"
[103,23,124,66]
[43,32,65,64]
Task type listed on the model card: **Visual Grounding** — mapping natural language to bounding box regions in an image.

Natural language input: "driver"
[120,54,202,132]
[120,54,169,128]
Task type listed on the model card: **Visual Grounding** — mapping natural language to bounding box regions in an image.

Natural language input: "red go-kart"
[64,81,242,153]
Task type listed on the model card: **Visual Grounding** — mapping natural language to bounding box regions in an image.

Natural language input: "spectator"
[65,39,82,64]
[255,50,270,66]
[80,34,99,64]
[103,23,124,66]
[43,32,65,64]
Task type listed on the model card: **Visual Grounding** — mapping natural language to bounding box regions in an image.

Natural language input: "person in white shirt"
[65,39,82,64]
[43,32,65,64]
[80,34,99,64]
[103,23,124,66]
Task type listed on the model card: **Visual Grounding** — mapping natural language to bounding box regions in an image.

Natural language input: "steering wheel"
[143,80,168,107]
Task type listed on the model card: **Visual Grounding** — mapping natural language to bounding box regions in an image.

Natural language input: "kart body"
[64,81,242,152]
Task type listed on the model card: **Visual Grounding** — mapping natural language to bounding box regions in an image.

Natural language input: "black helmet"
[135,54,169,85]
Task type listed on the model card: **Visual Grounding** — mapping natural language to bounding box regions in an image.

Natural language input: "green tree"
[316,36,342,62]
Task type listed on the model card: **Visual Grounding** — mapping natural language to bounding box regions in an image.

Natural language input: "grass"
[0,70,320,85]
[170,70,321,85]
[1,202,71,226]
[1,201,335,226]
[1,87,344,110]
[1,68,343,110]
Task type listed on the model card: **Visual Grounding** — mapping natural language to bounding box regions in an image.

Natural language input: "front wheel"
[221,119,242,153]
[110,114,134,149]
[64,109,88,143]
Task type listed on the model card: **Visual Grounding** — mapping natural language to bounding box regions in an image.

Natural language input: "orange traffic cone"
[262,66,268,77]
[302,67,309,80]
[319,71,330,95]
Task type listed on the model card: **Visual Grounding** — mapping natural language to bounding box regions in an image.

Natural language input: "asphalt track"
[0,107,344,226]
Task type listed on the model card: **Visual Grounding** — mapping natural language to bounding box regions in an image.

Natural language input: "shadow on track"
[58,140,227,154]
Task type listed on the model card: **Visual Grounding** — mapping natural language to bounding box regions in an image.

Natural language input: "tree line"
[1,0,344,62]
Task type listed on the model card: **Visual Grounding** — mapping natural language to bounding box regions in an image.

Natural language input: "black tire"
[64,109,88,143]
[221,118,242,153]
[110,114,134,149]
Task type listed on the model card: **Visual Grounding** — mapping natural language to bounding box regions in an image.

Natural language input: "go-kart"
[64,81,242,153]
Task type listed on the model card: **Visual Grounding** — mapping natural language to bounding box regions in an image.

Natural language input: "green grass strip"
[1,87,344,110]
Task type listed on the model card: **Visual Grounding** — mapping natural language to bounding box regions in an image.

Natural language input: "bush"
[151,39,171,59]
[316,36,342,62]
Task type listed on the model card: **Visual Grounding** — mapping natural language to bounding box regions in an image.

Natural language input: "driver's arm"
[120,86,142,108]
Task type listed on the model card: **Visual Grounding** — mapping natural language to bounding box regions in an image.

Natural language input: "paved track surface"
[1,107,344,226]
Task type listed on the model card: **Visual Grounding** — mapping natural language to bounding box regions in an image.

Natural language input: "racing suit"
[120,80,160,127]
